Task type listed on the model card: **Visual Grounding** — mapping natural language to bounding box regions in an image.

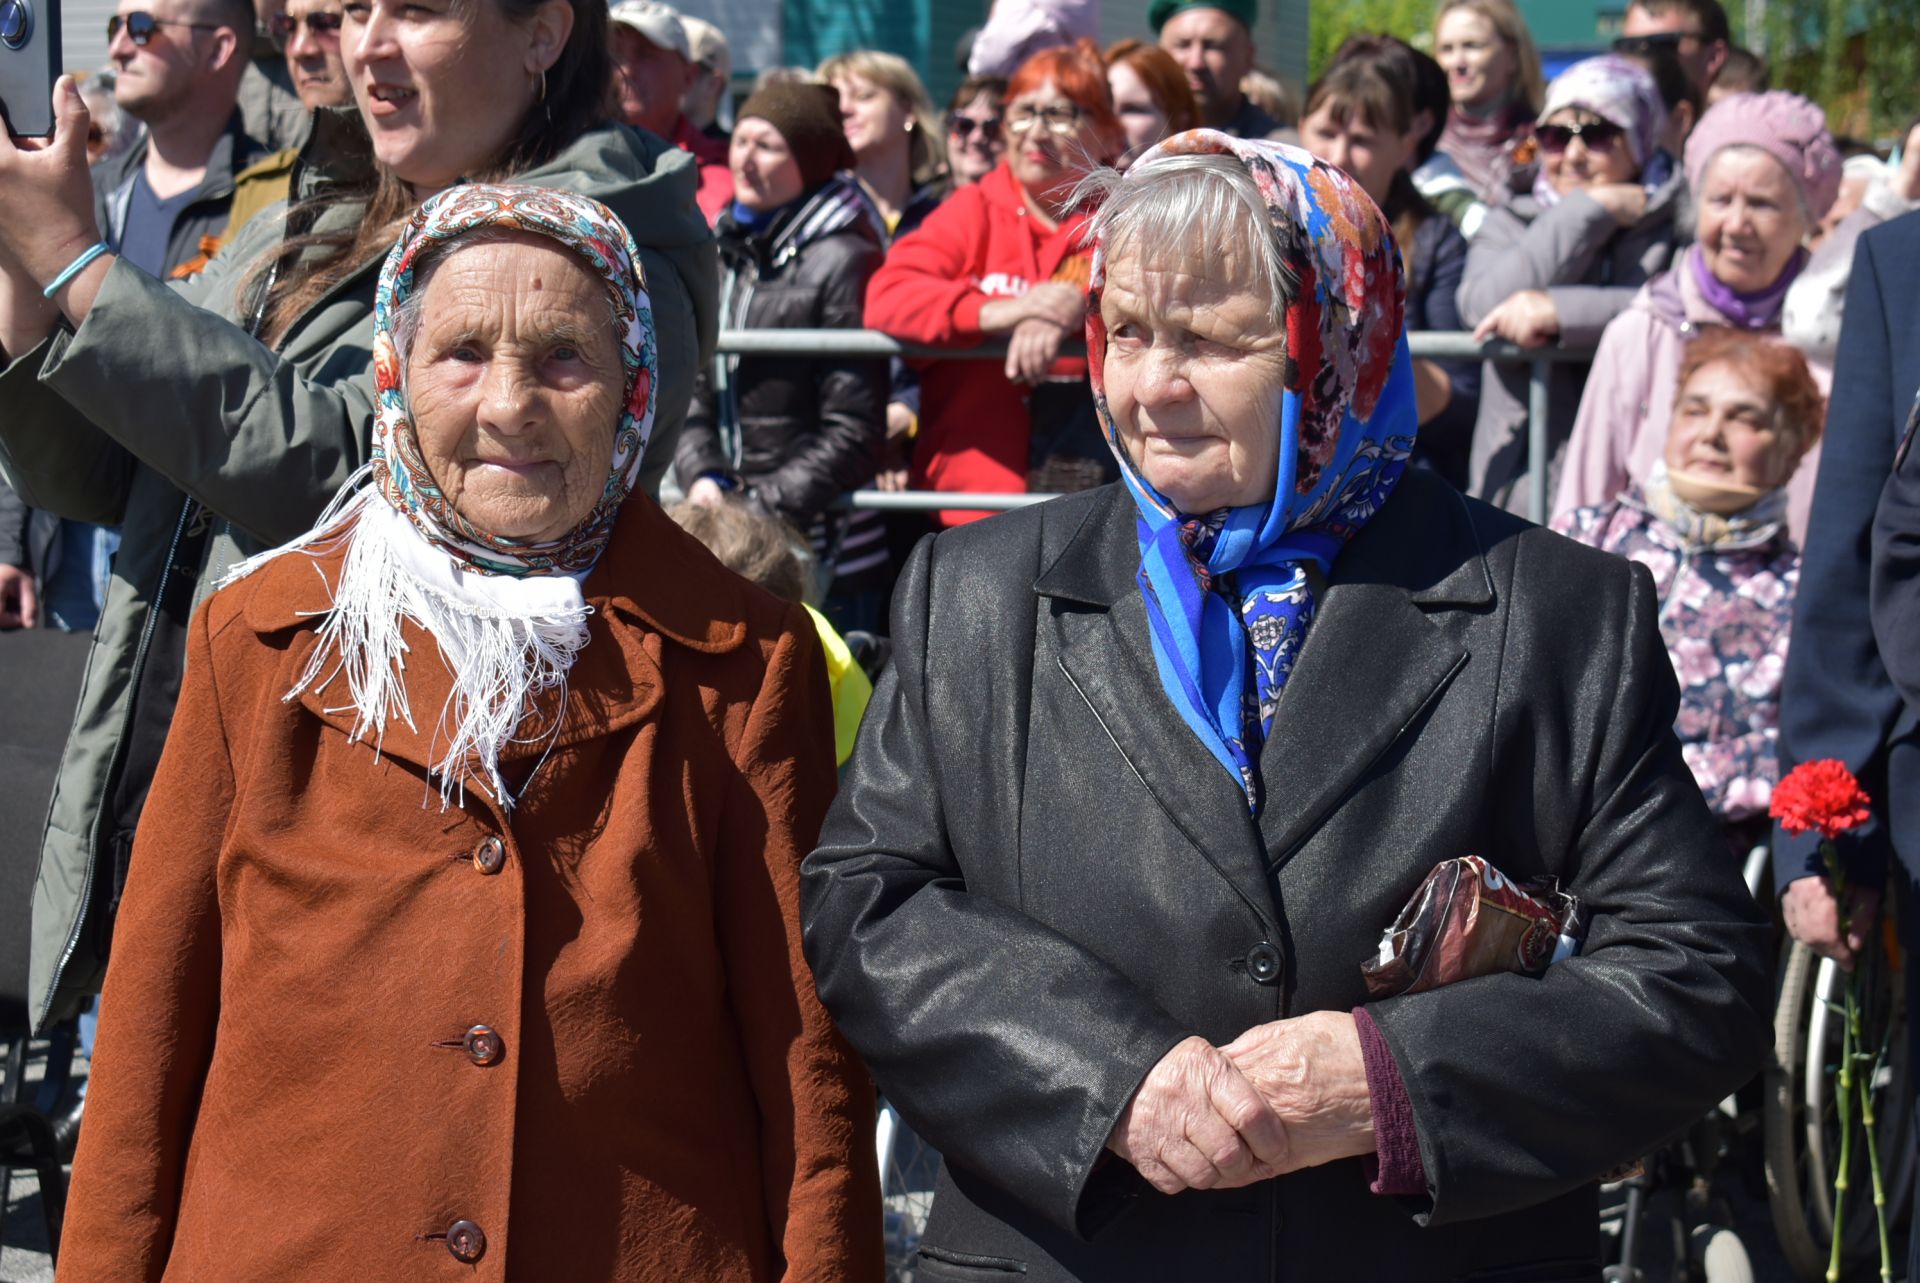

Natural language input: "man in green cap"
[1152,0,1283,139]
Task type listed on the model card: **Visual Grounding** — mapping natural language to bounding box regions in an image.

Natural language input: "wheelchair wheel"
[1764,937,1916,1280]
[877,1099,939,1283]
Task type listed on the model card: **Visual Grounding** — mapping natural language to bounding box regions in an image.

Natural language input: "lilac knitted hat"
[1685,90,1842,220]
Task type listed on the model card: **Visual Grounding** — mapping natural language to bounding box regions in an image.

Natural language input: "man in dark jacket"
[1819,208,1920,1282]
[100,0,269,277]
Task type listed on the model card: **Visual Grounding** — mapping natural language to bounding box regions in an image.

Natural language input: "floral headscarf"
[1087,130,1417,813]
[225,184,659,807]
[1536,55,1667,170]
[371,184,659,576]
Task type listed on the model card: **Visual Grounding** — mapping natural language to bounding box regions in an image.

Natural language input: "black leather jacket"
[802,470,1772,1282]
[673,184,888,527]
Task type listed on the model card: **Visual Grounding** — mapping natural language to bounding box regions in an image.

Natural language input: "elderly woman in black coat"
[801,130,1771,1282]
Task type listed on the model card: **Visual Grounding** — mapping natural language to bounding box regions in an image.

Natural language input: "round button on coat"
[472,836,506,875]
[1245,943,1283,985]
[463,1025,504,1067]
[445,1219,485,1263]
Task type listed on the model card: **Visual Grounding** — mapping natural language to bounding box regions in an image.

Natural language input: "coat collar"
[1034,472,1495,611]
[237,492,748,773]
[1036,472,1486,923]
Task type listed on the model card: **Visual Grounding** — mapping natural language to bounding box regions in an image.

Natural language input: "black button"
[472,836,506,875]
[463,1024,504,1067]
[446,1219,485,1263]
[1245,943,1283,985]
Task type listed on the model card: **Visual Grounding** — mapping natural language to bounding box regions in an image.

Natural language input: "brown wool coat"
[57,496,884,1282]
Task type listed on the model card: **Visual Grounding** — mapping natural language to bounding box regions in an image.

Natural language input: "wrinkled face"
[610,26,687,137]
[283,0,351,111]
[946,89,1004,186]
[1301,102,1413,208]
[1435,8,1515,111]
[1539,106,1640,193]
[1109,61,1169,163]
[344,0,557,195]
[1005,78,1108,203]
[834,72,911,164]
[109,0,236,122]
[730,117,805,211]
[1159,7,1254,126]
[1665,359,1803,503]
[405,235,624,542]
[1099,244,1288,513]
[1696,148,1810,293]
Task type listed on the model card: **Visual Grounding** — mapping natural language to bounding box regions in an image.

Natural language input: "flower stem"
[1855,963,1894,1282]
[1829,995,1853,1283]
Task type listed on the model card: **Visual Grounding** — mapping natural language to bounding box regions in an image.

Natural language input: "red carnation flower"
[1769,759,1873,841]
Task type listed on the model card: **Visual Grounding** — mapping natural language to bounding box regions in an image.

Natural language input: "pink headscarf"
[1685,91,1842,221]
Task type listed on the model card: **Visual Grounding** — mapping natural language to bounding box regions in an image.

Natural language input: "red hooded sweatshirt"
[864,161,1093,525]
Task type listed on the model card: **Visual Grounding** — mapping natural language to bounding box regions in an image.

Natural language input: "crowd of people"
[6,0,1920,1277]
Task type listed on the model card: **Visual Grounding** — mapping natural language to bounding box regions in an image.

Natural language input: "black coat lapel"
[1038,487,1278,931]
[1255,472,1489,866]
[1253,578,1467,866]
[1054,595,1278,931]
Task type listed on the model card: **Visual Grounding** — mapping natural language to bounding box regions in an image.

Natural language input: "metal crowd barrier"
[715,330,1596,524]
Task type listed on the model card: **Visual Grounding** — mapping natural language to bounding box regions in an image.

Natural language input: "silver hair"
[389,226,621,374]
[1075,152,1295,326]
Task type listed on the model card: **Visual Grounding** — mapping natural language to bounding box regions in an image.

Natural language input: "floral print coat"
[1553,491,1797,824]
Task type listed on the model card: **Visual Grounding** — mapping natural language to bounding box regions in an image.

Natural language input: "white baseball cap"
[608,0,691,61]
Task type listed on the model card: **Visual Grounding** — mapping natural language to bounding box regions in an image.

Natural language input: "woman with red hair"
[1554,329,1823,842]
[1104,38,1200,168]
[865,39,1124,525]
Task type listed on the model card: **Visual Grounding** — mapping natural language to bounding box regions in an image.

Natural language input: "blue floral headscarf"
[1086,130,1418,813]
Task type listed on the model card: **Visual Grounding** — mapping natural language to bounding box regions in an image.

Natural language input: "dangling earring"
[537,69,548,102]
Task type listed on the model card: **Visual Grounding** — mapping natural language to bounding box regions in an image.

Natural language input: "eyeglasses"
[1005,104,1083,135]
[1535,120,1626,153]
[107,11,221,45]
[269,9,343,41]
[949,114,1002,141]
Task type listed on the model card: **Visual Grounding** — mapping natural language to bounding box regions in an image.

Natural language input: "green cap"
[1148,0,1256,34]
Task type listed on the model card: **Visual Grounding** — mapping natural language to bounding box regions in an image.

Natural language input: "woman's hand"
[1895,123,1920,204]
[1219,1011,1376,1175]
[1585,183,1650,228]
[977,282,1086,336]
[0,77,108,352]
[1004,317,1067,385]
[1107,1035,1290,1195]
[1472,289,1561,349]
[0,564,38,629]
[1018,281,1088,330]
[1782,874,1882,972]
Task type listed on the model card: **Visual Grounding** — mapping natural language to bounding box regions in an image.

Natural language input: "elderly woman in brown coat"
[56,186,882,1282]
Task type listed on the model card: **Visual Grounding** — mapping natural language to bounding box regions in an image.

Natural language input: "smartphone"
[0,0,60,138]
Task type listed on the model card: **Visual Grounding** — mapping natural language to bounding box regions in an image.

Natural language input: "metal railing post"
[1527,359,1550,525]
[704,330,1592,515]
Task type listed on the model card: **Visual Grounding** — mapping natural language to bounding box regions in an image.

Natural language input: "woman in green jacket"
[0,0,718,1034]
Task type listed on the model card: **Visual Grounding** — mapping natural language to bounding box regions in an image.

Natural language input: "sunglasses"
[269,9,343,40]
[1611,31,1694,55]
[107,10,221,44]
[1535,120,1626,153]
[949,115,1002,141]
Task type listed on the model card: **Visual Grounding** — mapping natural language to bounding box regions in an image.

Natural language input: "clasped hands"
[1107,1011,1377,1196]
